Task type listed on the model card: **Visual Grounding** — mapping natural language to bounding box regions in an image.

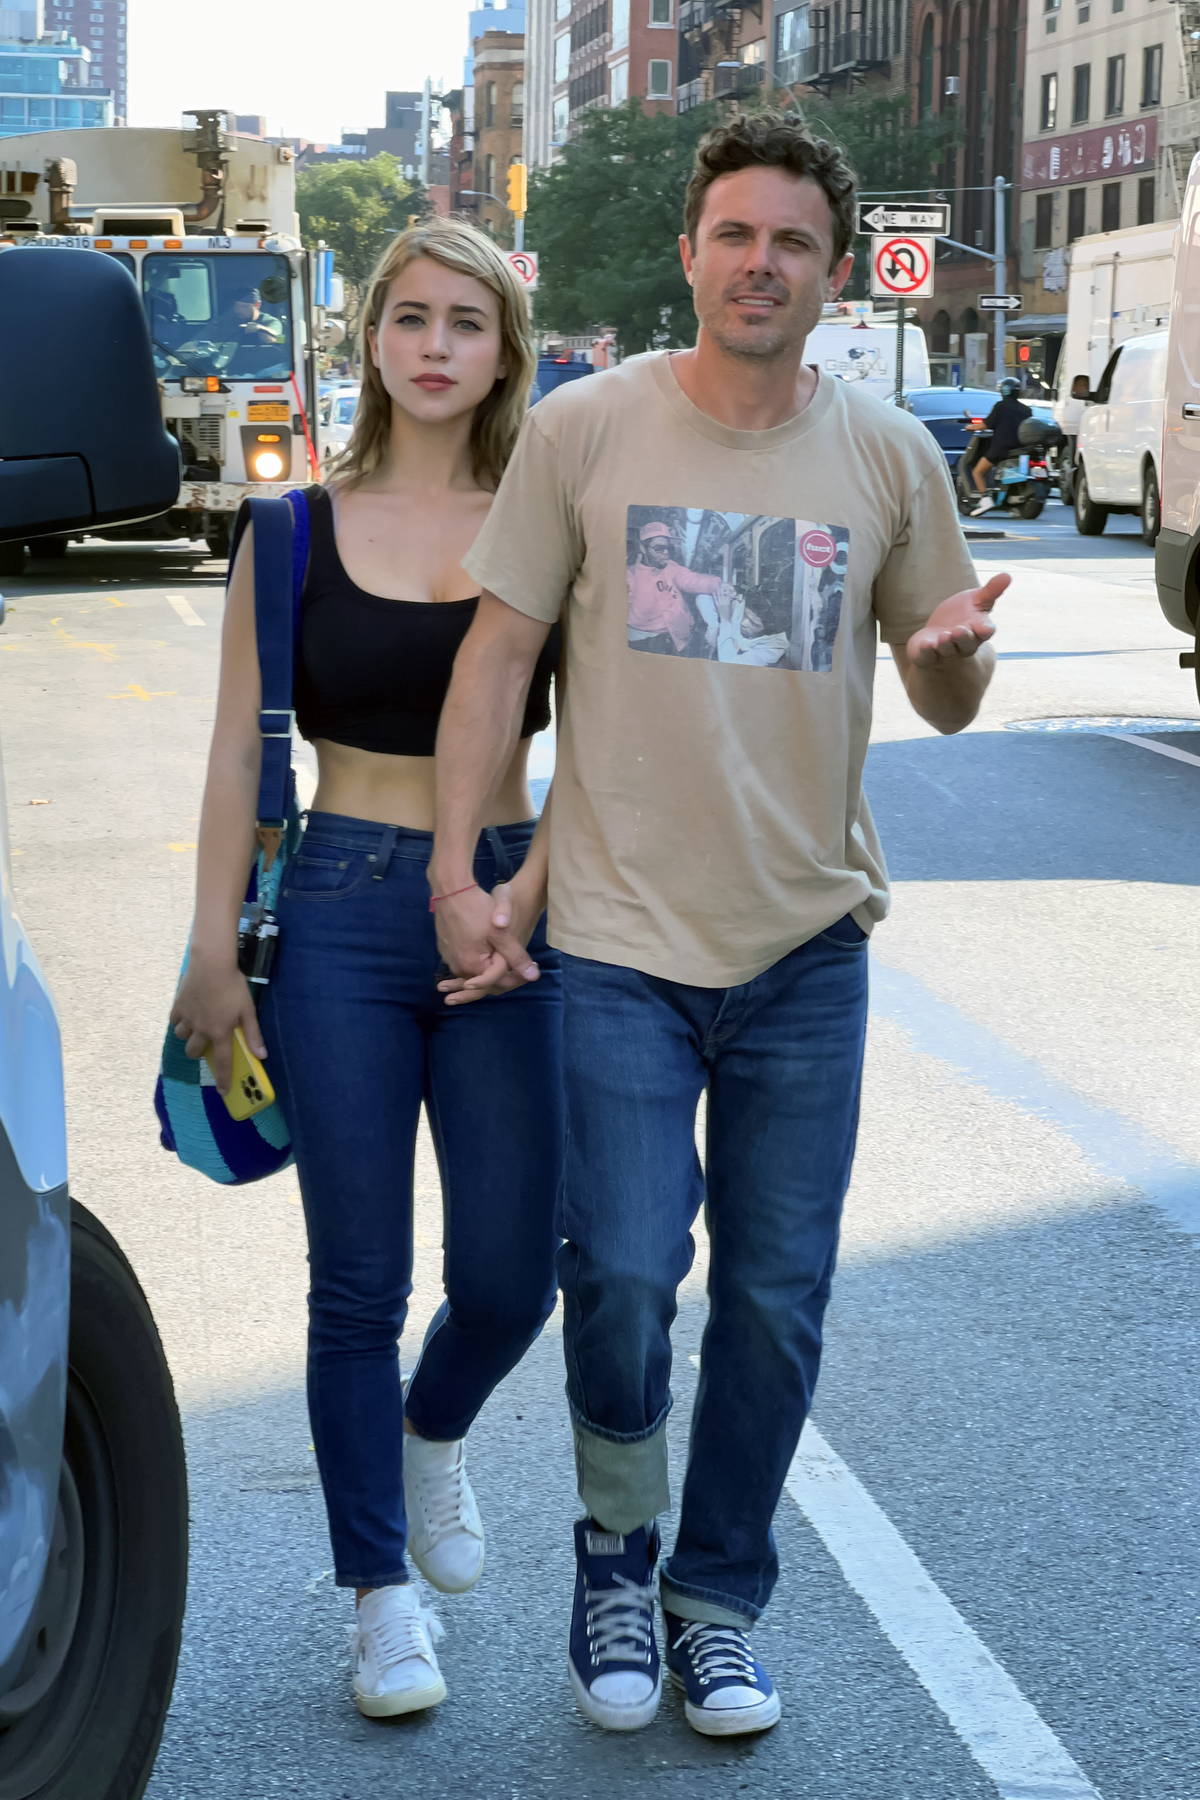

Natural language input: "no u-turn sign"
[506,250,539,290]
[870,234,934,299]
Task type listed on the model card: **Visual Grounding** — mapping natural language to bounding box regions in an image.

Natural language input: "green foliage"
[526,101,723,353]
[296,154,420,297]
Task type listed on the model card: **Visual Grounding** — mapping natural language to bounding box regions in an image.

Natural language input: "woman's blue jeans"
[558,917,869,1627]
[259,812,562,1590]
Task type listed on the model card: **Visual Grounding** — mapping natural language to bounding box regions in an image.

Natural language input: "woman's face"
[368,255,506,427]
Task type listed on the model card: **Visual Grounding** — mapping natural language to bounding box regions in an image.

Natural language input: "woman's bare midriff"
[310,736,536,834]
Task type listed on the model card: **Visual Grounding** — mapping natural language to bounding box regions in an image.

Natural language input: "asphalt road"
[1,496,1197,1800]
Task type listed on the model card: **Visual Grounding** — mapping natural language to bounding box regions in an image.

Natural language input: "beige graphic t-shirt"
[465,351,978,986]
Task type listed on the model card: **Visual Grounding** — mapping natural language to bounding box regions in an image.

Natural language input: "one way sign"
[857,201,951,234]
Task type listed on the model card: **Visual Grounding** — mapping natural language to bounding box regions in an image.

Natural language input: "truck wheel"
[0,1200,187,1800]
[1073,465,1108,536]
[205,518,231,561]
[26,537,69,561]
[0,541,27,578]
[1019,497,1045,520]
[1140,465,1160,546]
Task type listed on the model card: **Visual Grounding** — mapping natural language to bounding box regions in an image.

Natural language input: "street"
[1,498,1197,1800]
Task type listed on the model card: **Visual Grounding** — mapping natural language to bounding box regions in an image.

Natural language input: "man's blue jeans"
[260,813,562,1590]
[558,916,868,1628]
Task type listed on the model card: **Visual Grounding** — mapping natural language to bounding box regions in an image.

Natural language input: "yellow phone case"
[204,1027,275,1121]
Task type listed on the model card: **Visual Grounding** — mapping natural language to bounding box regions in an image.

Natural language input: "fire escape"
[789,1,893,92]
[1161,0,1200,211]
[677,0,767,112]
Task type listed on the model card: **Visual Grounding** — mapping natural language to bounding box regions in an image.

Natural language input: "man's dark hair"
[684,112,857,268]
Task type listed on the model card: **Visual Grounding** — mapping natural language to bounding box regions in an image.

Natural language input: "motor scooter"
[956,416,1063,519]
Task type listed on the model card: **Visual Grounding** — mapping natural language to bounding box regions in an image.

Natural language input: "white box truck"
[1155,153,1200,703]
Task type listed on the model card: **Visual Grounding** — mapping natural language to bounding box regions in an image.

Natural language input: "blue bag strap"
[234,496,296,858]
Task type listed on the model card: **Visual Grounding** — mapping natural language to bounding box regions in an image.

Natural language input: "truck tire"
[0,541,26,578]
[205,518,231,561]
[0,1201,187,1800]
[1073,464,1108,536]
[1140,465,1160,546]
[26,538,69,561]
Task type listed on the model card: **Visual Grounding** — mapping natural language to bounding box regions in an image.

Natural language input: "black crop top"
[293,485,558,757]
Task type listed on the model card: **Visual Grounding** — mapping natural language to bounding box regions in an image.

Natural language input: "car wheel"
[1140,465,1160,546]
[0,1200,187,1800]
[0,541,27,578]
[1019,497,1045,520]
[1073,464,1109,536]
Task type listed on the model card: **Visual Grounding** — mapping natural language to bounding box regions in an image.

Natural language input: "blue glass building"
[0,13,113,139]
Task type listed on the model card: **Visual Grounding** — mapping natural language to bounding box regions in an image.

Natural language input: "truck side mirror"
[0,248,180,543]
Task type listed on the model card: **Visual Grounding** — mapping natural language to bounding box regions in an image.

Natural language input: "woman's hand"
[170,951,266,1093]
[437,870,546,1006]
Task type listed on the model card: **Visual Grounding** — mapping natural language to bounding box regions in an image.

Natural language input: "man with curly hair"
[431,110,1008,1737]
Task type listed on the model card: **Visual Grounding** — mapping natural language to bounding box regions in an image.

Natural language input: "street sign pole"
[895,302,905,405]
[993,177,1008,385]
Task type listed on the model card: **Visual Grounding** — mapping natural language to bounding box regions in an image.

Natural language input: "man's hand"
[438,874,543,1008]
[432,882,539,996]
[904,572,1010,667]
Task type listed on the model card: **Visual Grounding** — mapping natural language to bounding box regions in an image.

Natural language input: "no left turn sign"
[870,234,934,299]
[506,250,539,290]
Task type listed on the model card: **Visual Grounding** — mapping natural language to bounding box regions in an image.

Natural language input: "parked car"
[0,247,188,1799]
[1072,328,1169,543]
[1154,151,1200,703]
[321,382,361,464]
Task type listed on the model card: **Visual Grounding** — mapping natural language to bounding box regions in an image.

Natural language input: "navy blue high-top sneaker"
[568,1518,661,1731]
[663,1608,782,1737]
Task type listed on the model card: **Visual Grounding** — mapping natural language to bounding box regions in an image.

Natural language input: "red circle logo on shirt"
[798,528,837,568]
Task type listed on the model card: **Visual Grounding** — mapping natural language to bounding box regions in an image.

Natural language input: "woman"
[170,219,561,1719]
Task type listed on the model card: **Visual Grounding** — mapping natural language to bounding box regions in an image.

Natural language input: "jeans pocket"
[817,912,868,948]
[282,844,372,902]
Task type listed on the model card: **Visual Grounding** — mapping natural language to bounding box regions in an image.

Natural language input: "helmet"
[1000,376,1021,398]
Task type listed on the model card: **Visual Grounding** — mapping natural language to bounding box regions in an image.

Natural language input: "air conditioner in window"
[945,75,960,94]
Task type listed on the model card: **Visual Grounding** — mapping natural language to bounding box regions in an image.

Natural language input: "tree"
[527,101,722,353]
[296,155,420,300]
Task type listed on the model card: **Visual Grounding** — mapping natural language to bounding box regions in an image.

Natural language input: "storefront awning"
[1007,315,1068,336]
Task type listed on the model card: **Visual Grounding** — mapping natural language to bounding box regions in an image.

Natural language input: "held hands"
[170,954,266,1095]
[435,874,543,1007]
[904,572,1010,668]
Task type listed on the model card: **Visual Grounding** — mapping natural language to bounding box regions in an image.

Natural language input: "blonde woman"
[170,220,561,1717]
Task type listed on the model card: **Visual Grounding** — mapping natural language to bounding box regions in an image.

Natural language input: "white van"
[805,319,931,398]
[1072,328,1169,543]
[1154,151,1200,695]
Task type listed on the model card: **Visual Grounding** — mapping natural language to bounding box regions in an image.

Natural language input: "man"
[970,375,1032,515]
[210,284,283,350]
[429,111,1006,1738]
[626,520,726,655]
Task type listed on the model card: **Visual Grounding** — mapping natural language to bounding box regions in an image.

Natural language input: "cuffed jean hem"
[571,1406,672,1532]
[659,1574,761,1629]
[334,1567,410,1591]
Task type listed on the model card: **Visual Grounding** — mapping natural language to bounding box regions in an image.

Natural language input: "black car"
[896,386,1059,476]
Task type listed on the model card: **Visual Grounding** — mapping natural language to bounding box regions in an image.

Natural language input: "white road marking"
[688,1356,1104,1799]
[1113,732,1200,771]
[165,592,205,627]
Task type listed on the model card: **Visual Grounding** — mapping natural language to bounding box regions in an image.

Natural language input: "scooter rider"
[971,377,1032,516]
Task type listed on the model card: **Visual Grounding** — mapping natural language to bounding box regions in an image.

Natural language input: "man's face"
[679,167,854,364]
[643,537,673,567]
[233,298,260,323]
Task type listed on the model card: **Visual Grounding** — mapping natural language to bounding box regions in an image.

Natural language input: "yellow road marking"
[53,622,119,662]
[108,683,176,701]
[167,841,198,852]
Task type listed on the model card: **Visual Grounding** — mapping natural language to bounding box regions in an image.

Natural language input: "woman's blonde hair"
[327,217,536,492]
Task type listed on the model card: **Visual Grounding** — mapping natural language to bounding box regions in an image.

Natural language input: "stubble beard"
[702,288,827,366]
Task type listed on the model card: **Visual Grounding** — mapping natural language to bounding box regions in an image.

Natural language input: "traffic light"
[507,161,528,218]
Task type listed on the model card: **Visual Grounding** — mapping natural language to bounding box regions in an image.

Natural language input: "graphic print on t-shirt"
[625,505,849,672]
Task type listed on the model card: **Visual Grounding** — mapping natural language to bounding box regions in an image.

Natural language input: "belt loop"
[484,825,514,884]
[370,824,399,880]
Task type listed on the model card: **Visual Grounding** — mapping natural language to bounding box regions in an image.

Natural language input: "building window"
[551,94,569,141]
[1067,186,1087,241]
[775,5,812,85]
[484,81,496,127]
[1040,71,1058,130]
[1112,0,1124,10]
[1106,53,1124,113]
[647,57,672,97]
[1072,63,1090,122]
[556,0,571,15]
[511,81,525,125]
[1142,43,1162,106]
[1101,182,1120,230]
[650,0,672,20]
[483,154,495,199]
[1035,193,1054,246]
[1137,174,1156,222]
[918,16,934,117]
[554,31,570,82]
[613,0,630,47]
[610,58,629,104]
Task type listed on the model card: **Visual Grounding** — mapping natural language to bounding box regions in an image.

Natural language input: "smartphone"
[203,1026,275,1121]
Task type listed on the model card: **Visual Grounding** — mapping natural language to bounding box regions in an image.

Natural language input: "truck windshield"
[142,252,293,381]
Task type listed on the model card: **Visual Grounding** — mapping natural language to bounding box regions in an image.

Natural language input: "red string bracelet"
[428,884,477,912]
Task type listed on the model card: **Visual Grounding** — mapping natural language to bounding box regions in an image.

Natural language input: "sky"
[127,0,474,143]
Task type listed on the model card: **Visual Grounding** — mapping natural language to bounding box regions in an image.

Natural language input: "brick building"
[43,0,124,121]
[525,0,678,170]
[464,29,526,239]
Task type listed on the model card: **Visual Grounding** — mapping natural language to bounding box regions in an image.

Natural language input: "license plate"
[247,402,290,422]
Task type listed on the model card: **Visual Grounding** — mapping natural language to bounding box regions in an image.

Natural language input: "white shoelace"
[674,1623,757,1687]
[413,1445,481,1548]
[356,1596,445,1673]
[586,1575,656,1665]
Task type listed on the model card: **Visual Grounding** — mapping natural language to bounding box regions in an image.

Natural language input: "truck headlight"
[251,447,286,481]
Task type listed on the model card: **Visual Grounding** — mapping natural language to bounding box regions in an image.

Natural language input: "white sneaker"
[970,495,995,516]
[403,1433,486,1594]
[352,1584,447,1718]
